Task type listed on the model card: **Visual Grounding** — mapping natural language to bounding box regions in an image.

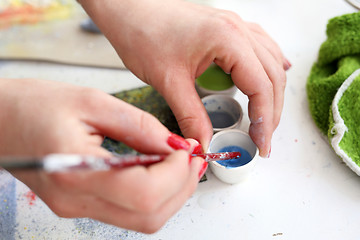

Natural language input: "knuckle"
[42,140,72,154]
[187,179,199,196]
[133,186,161,213]
[249,22,264,34]
[137,111,161,138]
[281,74,287,90]
[48,173,65,186]
[47,197,74,218]
[140,217,166,234]
[274,68,287,90]
[262,79,274,93]
[214,10,243,33]
[138,111,151,133]
[77,87,105,109]
[176,115,202,138]
[49,173,77,190]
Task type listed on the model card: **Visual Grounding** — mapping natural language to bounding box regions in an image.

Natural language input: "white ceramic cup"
[201,94,243,133]
[195,81,237,98]
[208,129,259,184]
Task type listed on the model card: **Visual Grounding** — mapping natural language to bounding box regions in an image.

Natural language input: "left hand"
[79,0,289,157]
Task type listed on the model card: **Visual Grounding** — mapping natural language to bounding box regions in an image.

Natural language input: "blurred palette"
[0,1,125,69]
[102,86,182,154]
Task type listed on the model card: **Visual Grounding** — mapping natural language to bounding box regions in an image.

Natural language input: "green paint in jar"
[196,65,234,91]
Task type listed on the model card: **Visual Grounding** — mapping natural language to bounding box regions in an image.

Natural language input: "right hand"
[0,78,206,233]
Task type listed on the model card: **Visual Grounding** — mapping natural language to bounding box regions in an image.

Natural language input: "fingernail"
[284,59,292,70]
[198,161,208,180]
[267,146,272,158]
[167,133,190,150]
[192,144,203,155]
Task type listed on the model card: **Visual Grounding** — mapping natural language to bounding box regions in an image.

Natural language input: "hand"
[0,78,206,233]
[80,0,289,156]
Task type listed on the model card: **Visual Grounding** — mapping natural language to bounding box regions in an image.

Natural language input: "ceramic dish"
[201,94,243,133]
[208,129,258,184]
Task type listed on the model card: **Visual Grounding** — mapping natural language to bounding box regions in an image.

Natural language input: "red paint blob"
[25,190,36,206]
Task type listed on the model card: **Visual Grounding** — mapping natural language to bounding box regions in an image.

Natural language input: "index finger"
[78,89,182,154]
[215,43,274,157]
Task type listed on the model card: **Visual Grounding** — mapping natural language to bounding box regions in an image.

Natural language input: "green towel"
[307,12,360,175]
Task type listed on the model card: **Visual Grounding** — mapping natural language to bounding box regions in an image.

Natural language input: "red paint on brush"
[193,152,241,161]
[25,190,36,206]
[167,133,190,150]
[190,144,203,164]
[104,152,240,169]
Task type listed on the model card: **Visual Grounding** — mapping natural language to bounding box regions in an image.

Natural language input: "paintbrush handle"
[0,152,241,172]
[42,154,167,172]
[43,152,241,171]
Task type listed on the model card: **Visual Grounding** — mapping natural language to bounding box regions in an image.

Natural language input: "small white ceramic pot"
[201,94,243,133]
[195,81,238,98]
[208,129,259,184]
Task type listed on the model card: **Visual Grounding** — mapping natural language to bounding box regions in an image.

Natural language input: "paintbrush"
[0,152,241,172]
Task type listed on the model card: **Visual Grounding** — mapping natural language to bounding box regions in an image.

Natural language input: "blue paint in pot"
[216,145,252,168]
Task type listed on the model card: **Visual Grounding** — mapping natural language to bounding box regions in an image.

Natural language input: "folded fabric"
[307,12,360,175]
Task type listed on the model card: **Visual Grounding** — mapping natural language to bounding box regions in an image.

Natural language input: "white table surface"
[1,0,359,239]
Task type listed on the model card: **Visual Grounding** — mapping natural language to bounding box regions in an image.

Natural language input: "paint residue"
[273,232,283,237]
[25,190,36,206]
[197,192,222,210]
[73,218,148,239]
[251,116,264,124]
